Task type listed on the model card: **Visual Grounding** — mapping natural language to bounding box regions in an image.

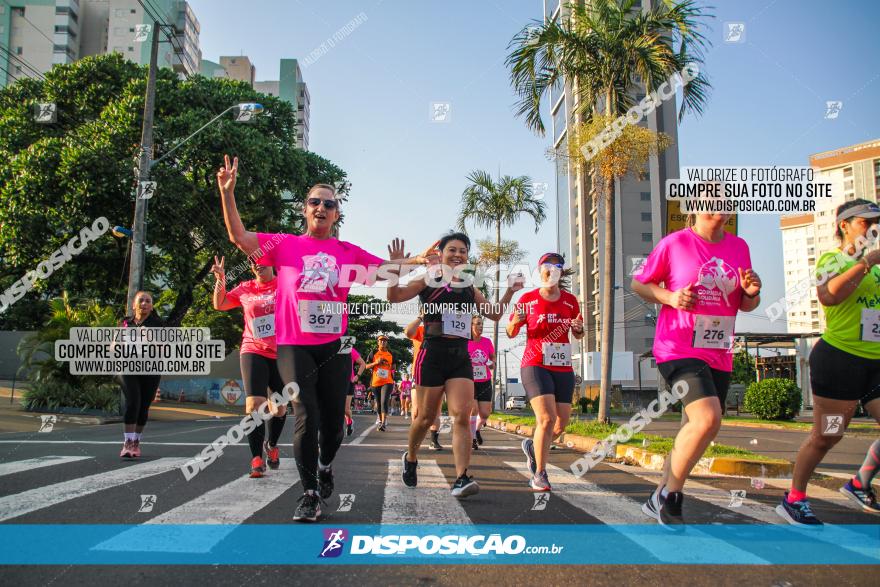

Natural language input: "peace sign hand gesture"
[217,155,238,195]
[211,255,226,280]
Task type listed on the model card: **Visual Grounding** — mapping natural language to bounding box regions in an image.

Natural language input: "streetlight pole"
[126,20,159,311]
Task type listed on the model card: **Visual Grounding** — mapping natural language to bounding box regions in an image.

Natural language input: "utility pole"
[126,21,159,311]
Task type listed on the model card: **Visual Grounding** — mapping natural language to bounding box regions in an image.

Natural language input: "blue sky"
[190,0,880,343]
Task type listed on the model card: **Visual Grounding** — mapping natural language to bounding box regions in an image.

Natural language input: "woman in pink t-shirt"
[631,213,762,528]
[217,155,430,522]
[212,255,287,479]
[468,315,495,451]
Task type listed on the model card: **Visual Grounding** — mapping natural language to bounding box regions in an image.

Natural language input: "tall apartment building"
[1,0,200,88]
[218,55,254,85]
[780,138,880,333]
[208,56,311,150]
[545,0,679,387]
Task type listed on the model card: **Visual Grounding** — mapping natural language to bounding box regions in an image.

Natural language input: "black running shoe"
[402,452,418,487]
[475,429,483,445]
[318,466,334,500]
[658,490,685,529]
[451,472,479,499]
[472,438,480,451]
[776,492,823,526]
[379,423,386,432]
[293,492,322,523]
[429,436,443,451]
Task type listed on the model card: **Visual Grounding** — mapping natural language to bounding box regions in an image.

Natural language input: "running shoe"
[346,419,353,437]
[293,492,322,523]
[429,436,443,451]
[658,490,685,528]
[318,466,334,499]
[130,440,141,458]
[840,480,880,513]
[451,473,479,499]
[265,443,280,470]
[776,492,823,526]
[475,429,483,445]
[120,439,134,458]
[379,423,387,432]
[472,438,480,451]
[642,488,660,521]
[530,470,551,492]
[250,456,266,478]
[642,488,684,529]
[522,438,537,476]
[401,452,418,487]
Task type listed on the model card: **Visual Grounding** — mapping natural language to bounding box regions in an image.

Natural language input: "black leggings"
[277,341,349,492]
[120,375,161,426]
[240,352,285,398]
[374,384,393,416]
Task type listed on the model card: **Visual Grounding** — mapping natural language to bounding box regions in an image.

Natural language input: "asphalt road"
[0,413,877,585]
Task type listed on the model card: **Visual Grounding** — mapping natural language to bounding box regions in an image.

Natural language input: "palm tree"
[458,170,547,395]
[506,0,712,422]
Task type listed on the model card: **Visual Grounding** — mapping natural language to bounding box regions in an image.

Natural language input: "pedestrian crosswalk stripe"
[0,456,92,478]
[382,458,471,525]
[93,460,300,553]
[507,461,771,564]
[606,462,783,525]
[0,458,188,523]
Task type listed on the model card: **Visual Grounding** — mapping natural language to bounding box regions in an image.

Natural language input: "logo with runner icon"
[319,528,348,558]
[299,252,340,294]
[821,414,845,436]
[696,257,739,307]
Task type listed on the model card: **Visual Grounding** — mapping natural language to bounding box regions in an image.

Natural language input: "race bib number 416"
[542,342,571,367]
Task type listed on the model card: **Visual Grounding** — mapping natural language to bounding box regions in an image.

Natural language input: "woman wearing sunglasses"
[211,254,288,478]
[510,253,583,491]
[217,155,429,522]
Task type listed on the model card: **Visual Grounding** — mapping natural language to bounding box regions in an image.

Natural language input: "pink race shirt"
[350,348,361,379]
[400,380,412,395]
[226,278,277,359]
[468,336,495,382]
[634,228,752,372]
[255,233,383,345]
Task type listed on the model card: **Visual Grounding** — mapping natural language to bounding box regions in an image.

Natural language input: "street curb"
[486,417,793,478]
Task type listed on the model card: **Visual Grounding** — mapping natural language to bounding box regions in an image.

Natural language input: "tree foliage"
[0,54,347,329]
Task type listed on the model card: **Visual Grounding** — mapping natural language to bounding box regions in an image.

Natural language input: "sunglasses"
[307,197,339,209]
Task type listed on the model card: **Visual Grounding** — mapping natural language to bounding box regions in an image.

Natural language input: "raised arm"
[211,255,239,311]
[217,155,259,256]
[474,279,521,322]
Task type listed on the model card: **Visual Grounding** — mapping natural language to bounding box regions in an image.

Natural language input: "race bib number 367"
[298,300,342,334]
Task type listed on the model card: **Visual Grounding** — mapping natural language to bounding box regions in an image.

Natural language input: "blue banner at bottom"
[2,524,878,565]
